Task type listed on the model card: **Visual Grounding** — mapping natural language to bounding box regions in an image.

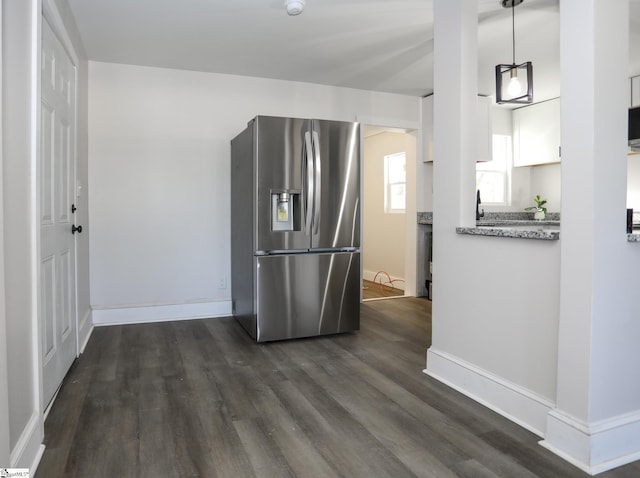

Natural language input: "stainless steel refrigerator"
[231,116,360,342]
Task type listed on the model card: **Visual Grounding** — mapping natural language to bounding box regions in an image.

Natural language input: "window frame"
[476,134,512,207]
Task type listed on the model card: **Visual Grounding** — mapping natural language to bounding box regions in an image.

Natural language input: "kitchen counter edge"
[456,226,559,240]
[419,212,640,242]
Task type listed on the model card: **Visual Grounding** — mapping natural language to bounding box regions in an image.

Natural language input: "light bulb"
[507,75,522,96]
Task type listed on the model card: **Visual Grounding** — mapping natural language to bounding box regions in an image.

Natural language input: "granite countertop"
[456,224,560,240]
[628,233,640,243]
[417,212,561,240]
[418,211,640,242]
[417,212,433,225]
[464,216,560,241]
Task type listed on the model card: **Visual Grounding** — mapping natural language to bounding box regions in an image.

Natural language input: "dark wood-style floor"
[37,298,640,477]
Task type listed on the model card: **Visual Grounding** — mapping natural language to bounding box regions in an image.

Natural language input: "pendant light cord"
[512,2,516,65]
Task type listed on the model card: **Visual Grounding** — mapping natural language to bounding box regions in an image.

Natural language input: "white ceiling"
[66,0,640,102]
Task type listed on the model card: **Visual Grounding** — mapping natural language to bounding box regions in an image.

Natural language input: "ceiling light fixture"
[284,0,305,16]
[495,0,533,104]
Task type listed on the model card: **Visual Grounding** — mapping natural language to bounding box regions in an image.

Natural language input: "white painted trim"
[30,0,45,438]
[362,269,405,291]
[92,300,232,326]
[9,410,44,472]
[540,408,640,475]
[356,116,421,132]
[77,309,93,354]
[357,115,421,300]
[425,347,554,438]
[0,1,11,466]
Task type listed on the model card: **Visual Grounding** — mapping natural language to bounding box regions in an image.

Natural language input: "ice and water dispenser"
[271,191,301,231]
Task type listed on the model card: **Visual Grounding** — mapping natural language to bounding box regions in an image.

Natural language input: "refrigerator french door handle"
[304,131,314,235]
[312,129,321,235]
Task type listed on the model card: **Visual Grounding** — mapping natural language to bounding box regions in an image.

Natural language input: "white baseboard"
[540,408,640,475]
[92,299,232,326]
[425,347,554,438]
[77,309,93,354]
[363,269,405,291]
[10,410,44,473]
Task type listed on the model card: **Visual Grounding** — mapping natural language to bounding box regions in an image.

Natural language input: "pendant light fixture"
[495,0,533,104]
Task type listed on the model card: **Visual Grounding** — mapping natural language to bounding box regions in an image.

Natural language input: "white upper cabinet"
[512,98,561,167]
[422,95,493,162]
[631,75,640,107]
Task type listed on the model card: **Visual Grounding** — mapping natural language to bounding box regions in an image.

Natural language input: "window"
[384,152,406,213]
[476,135,512,205]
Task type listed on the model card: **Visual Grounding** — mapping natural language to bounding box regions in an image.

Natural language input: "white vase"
[534,210,545,220]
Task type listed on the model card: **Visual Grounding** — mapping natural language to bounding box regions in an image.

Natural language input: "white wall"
[529,163,561,213]
[88,62,420,323]
[1,0,89,470]
[2,0,41,464]
[543,2,640,472]
[427,0,560,440]
[363,132,415,287]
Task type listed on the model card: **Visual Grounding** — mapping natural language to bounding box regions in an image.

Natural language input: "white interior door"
[40,18,78,408]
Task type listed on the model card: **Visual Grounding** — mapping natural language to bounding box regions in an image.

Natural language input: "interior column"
[430,0,478,344]
[542,0,640,473]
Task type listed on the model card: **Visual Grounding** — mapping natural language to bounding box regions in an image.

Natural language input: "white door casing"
[0,1,12,465]
[40,17,77,408]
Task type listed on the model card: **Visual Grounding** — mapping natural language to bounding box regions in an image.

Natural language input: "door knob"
[72,225,83,234]
[71,204,77,213]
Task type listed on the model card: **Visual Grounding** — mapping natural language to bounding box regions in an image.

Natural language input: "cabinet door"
[631,76,640,108]
[513,98,561,167]
[422,95,492,162]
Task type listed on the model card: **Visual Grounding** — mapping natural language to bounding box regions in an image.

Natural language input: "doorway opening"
[362,124,417,301]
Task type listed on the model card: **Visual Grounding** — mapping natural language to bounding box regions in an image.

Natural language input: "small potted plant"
[525,194,547,220]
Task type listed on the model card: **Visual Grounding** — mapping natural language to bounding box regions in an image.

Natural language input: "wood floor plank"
[452,459,502,478]
[284,350,463,476]
[268,377,415,478]
[232,417,296,478]
[36,298,640,478]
